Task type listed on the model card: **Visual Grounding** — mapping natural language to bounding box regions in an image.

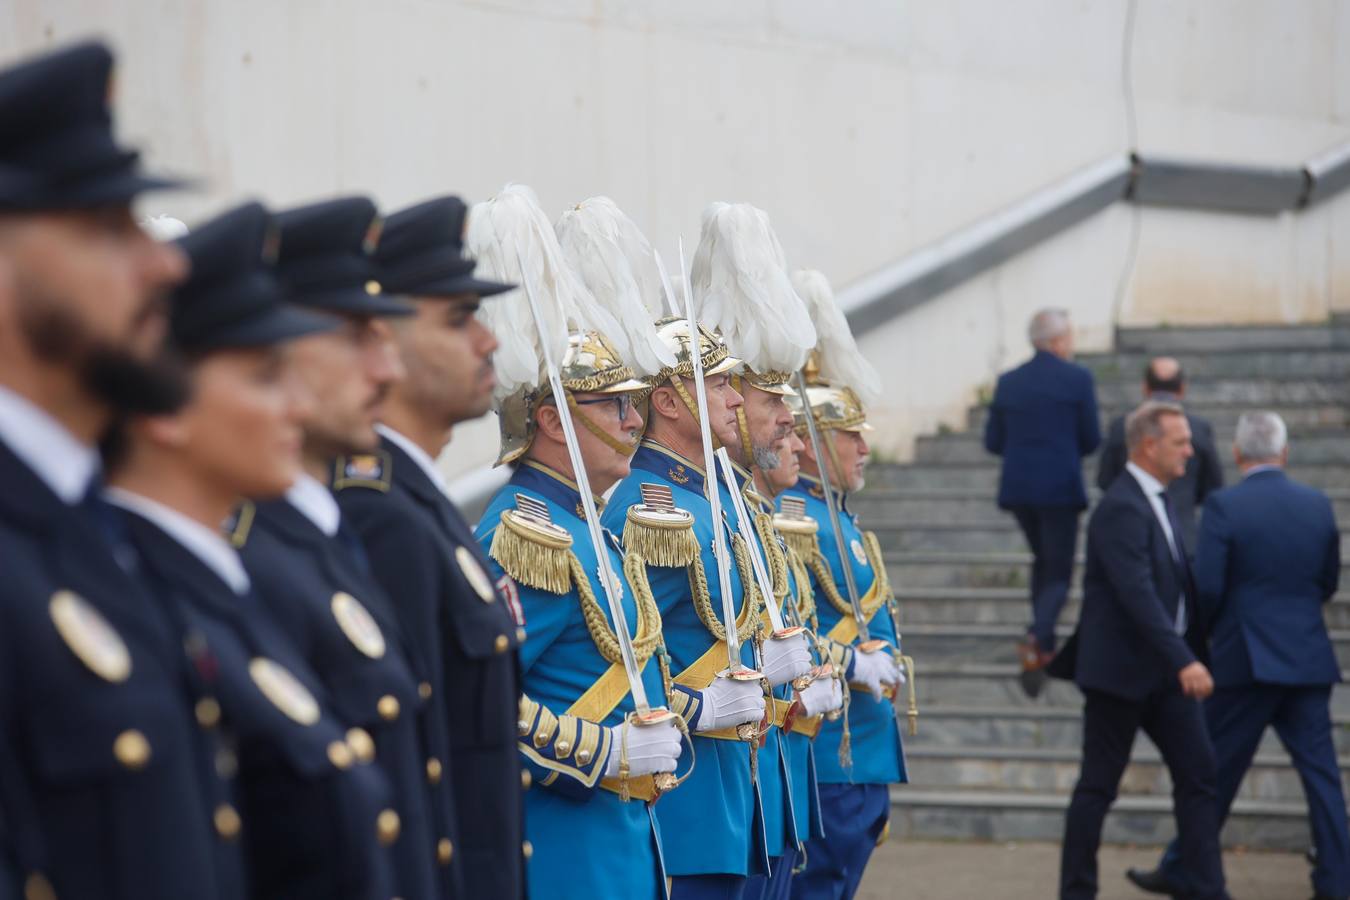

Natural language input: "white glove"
[796,675,844,718]
[760,632,813,687]
[602,717,684,778]
[852,647,901,701]
[694,675,767,732]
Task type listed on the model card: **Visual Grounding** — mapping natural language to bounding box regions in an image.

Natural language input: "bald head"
[1144,356,1185,400]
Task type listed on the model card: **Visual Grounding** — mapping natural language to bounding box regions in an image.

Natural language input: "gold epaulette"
[224,501,255,549]
[332,450,393,492]
[624,483,697,568]
[774,495,820,563]
[489,494,574,594]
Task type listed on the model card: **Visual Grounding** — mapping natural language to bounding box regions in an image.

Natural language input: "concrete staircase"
[857,323,1350,849]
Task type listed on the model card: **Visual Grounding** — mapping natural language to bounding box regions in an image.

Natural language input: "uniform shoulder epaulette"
[224,501,256,549]
[624,483,697,568]
[490,494,574,594]
[773,495,819,561]
[331,450,393,492]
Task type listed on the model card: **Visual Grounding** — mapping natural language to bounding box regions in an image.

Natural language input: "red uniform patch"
[496,574,525,627]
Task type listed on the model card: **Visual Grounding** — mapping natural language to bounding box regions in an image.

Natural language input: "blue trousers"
[744,846,800,900]
[1159,684,1350,898]
[669,874,746,900]
[1009,506,1079,651]
[789,784,889,900]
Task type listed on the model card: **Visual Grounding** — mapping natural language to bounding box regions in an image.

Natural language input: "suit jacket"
[1196,469,1342,687]
[336,435,524,900]
[984,350,1101,510]
[1096,411,1224,549]
[1053,471,1210,701]
[0,439,239,900]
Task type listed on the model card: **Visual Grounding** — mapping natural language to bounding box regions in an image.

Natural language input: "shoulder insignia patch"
[496,574,525,627]
[808,483,825,500]
[224,501,255,548]
[332,451,392,492]
[668,464,690,485]
[49,590,131,682]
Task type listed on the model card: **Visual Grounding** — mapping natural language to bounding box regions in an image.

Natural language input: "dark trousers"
[1010,506,1079,651]
[1159,684,1350,898]
[670,874,746,900]
[1060,688,1227,900]
[790,783,889,900]
[743,846,799,900]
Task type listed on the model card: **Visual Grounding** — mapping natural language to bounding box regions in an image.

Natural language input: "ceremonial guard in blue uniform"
[102,202,400,899]
[235,197,463,899]
[782,270,912,900]
[470,192,694,899]
[0,42,244,900]
[690,203,846,900]
[335,195,529,899]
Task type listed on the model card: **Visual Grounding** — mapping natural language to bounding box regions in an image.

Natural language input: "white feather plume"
[791,268,882,407]
[139,214,188,241]
[467,184,624,402]
[691,202,816,374]
[555,197,675,376]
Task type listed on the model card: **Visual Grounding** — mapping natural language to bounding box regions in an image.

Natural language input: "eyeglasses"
[574,393,634,420]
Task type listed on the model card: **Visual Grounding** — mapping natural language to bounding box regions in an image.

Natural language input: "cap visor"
[200,303,339,350]
[745,380,797,398]
[393,273,515,298]
[591,376,651,394]
[0,171,192,211]
[705,355,742,377]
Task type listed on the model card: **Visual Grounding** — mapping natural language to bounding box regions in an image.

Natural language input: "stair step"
[967,404,1350,433]
[1079,347,1350,380]
[915,430,1350,465]
[866,461,1350,491]
[1112,323,1350,352]
[870,520,1350,554]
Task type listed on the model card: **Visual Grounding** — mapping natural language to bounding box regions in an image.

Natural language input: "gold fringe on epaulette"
[625,509,699,568]
[785,546,817,627]
[780,529,820,566]
[490,512,574,594]
[753,513,791,603]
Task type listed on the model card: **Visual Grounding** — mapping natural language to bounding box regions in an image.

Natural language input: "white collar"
[1243,464,1283,479]
[1125,460,1166,499]
[0,384,99,504]
[376,423,449,496]
[103,487,251,595]
[286,472,340,537]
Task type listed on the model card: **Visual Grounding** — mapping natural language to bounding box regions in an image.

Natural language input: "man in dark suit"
[1128,412,1348,900]
[984,308,1101,696]
[1097,357,1223,550]
[335,197,527,899]
[1056,400,1228,900]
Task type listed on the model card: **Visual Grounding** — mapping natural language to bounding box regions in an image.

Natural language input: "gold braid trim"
[624,509,699,569]
[489,511,574,594]
[862,530,893,605]
[686,534,764,643]
[753,513,791,604]
[784,546,817,629]
[573,551,663,665]
[812,547,886,621]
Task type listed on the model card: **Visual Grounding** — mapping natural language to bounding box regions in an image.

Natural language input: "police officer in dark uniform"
[0,41,243,900]
[335,196,526,899]
[236,196,462,899]
[101,202,399,900]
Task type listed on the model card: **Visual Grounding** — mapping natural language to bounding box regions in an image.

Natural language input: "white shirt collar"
[1243,463,1283,479]
[286,472,340,537]
[376,423,449,496]
[1125,461,1166,500]
[103,487,251,595]
[0,384,99,504]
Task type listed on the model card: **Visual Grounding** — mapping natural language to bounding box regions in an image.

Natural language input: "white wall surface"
[4,0,1347,472]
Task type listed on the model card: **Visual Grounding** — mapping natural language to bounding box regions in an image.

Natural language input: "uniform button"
[328,740,354,770]
[378,694,401,721]
[554,740,571,757]
[493,634,509,654]
[195,697,222,729]
[437,837,454,865]
[516,626,527,643]
[376,809,401,846]
[24,872,55,900]
[215,748,239,779]
[522,840,534,860]
[347,727,376,764]
[576,748,592,766]
[426,757,443,785]
[214,803,242,841]
[418,681,433,700]
[113,729,151,770]
[521,769,532,790]
[517,718,531,736]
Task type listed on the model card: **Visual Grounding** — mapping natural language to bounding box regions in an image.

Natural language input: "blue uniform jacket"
[983,350,1101,510]
[239,498,459,900]
[336,435,526,900]
[779,475,907,787]
[477,461,667,900]
[602,441,771,878]
[116,507,394,900]
[1195,469,1342,687]
[0,439,241,900]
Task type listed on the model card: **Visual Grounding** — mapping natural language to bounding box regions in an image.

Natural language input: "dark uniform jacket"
[336,433,525,899]
[116,507,395,900]
[239,496,461,899]
[0,439,240,900]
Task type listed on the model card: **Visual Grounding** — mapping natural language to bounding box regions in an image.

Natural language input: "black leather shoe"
[1125,866,1185,896]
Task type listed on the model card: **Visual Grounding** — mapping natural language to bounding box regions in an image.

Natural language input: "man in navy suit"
[1055,400,1228,900]
[984,308,1101,696]
[1128,411,1348,900]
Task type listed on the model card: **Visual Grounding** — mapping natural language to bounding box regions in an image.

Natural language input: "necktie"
[337,520,374,578]
[1158,490,1191,633]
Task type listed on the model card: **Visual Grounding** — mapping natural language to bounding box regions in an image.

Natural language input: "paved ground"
[857,840,1311,899]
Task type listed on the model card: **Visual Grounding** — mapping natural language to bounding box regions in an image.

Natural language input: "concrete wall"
[4,0,1347,472]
